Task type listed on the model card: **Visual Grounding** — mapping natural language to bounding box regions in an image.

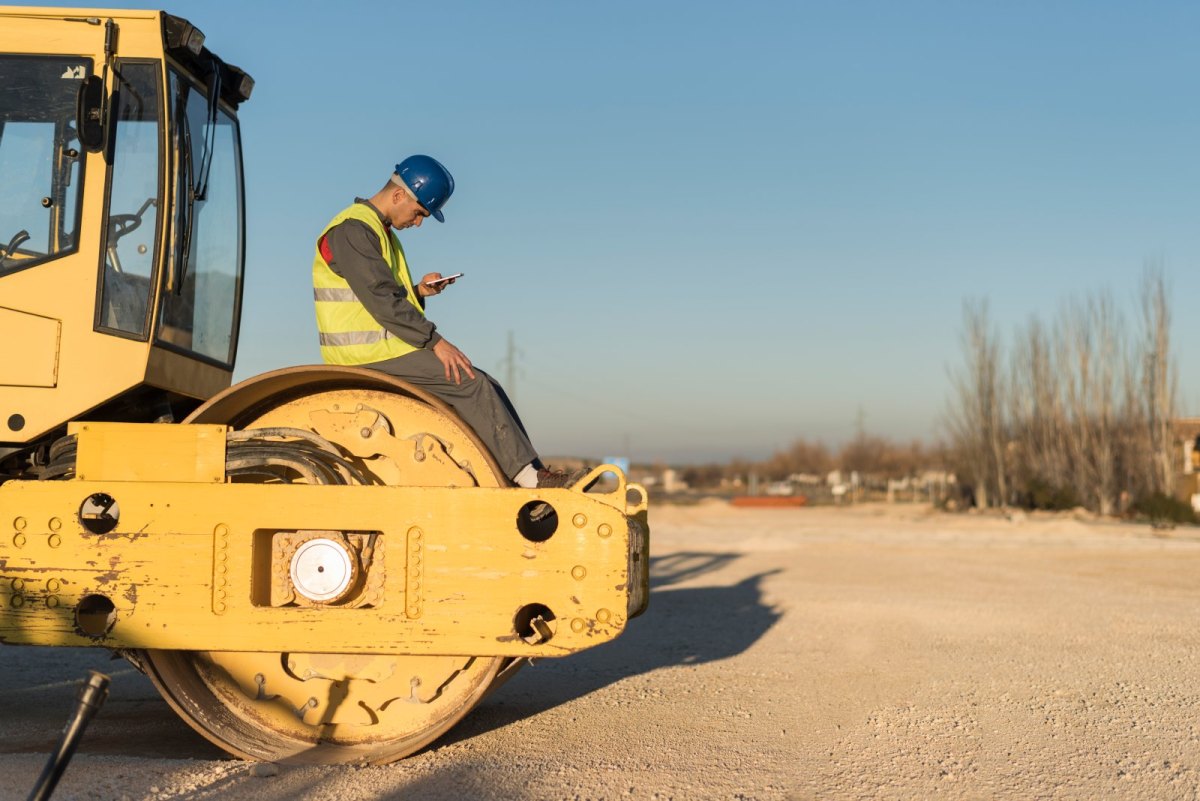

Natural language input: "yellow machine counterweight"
[0,8,648,764]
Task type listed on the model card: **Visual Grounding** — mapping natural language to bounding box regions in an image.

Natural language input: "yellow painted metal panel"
[0,6,159,17]
[0,13,109,54]
[0,480,648,658]
[70,422,228,483]
[0,7,224,445]
[0,307,60,387]
[0,8,166,58]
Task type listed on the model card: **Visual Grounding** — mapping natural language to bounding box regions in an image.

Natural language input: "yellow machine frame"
[4,424,648,656]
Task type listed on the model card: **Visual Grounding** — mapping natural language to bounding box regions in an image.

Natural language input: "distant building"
[662,468,689,494]
[1174,418,1200,512]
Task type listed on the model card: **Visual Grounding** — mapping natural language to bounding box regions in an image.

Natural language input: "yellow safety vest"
[312,203,422,365]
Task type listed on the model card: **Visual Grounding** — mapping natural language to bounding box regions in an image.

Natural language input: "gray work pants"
[365,349,538,480]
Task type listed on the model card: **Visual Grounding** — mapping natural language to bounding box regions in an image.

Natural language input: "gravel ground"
[2,501,1199,800]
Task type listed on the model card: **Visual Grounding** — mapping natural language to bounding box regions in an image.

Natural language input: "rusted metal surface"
[0,472,644,657]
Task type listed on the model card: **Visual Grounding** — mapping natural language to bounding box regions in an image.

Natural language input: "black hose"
[48,435,76,462]
[26,671,110,801]
[39,428,373,487]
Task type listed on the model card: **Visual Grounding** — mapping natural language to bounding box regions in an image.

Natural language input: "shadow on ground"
[0,655,226,760]
[649,551,742,589]
[441,552,783,745]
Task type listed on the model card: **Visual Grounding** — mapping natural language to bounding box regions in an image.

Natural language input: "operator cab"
[0,9,253,476]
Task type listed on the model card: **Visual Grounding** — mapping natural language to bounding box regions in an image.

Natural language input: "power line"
[495,330,523,405]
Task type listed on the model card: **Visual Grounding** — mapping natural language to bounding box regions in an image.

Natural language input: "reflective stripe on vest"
[312,203,422,365]
[318,329,396,346]
[313,287,359,302]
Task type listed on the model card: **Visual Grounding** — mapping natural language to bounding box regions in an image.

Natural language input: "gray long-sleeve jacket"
[319,199,443,351]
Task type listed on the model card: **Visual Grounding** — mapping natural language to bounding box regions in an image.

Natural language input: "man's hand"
[418,272,456,297]
[432,338,476,385]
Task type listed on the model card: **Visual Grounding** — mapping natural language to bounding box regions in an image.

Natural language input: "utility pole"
[853,406,867,504]
[498,330,519,403]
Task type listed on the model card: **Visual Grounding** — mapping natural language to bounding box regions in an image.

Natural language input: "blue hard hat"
[395,155,454,222]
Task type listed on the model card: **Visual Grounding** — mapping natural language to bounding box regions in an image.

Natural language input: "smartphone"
[423,272,464,287]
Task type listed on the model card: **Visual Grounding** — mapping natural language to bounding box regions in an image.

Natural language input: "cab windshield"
[0,56,88,276]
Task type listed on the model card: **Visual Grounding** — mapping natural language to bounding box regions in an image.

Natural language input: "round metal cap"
[289,538,355,603]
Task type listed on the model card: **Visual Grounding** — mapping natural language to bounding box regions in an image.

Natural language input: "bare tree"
[947,300,1008,507]
[1010,316,1069,499]
[1140,265,1177,496]
[836,435,927,478]
[762,438,833,479]
[1055,293,1124,514]
[949,268,1179,515]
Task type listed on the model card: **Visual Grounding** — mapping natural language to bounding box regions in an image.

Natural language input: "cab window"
[157,69,244,366]
[0,56,88,276]
[98,61,162,336]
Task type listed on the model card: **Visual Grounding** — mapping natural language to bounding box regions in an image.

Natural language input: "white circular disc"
[289,538,354,602]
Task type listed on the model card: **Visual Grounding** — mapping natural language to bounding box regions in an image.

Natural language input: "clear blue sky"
[47,0,1200,463]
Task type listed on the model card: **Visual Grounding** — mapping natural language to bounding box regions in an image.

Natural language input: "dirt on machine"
[0,6,649,765]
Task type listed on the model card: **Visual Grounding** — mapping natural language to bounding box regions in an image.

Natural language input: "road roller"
[0,7,649,764]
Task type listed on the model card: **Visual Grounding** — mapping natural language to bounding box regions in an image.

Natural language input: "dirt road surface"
[3,501,1200,800]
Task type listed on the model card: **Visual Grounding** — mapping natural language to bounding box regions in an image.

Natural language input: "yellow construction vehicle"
[0,7,648,764]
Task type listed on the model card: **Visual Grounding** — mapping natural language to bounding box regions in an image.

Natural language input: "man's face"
[390,189,431,230]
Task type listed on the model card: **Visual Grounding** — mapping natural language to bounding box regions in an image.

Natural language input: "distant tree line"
[676,268,1185,519]
[678,434,946,490]
[947,267,1178,514]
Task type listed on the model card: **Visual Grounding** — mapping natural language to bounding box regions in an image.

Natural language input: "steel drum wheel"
[138,373,514,764]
